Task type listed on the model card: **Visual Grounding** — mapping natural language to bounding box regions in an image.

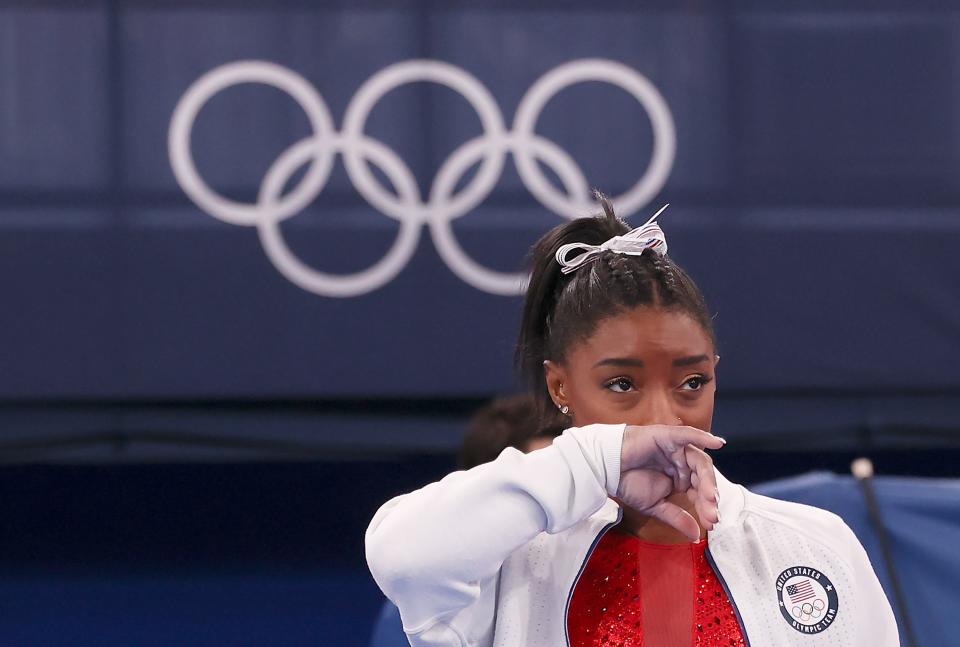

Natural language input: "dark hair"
[516,192,715,413]
[458,394,566,469]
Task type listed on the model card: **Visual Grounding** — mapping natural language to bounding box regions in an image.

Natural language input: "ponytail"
[516,193,631,412]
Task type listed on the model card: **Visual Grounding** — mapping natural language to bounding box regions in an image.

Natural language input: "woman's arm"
[365,422,723,638]
[844,523,901,646]
[364,423,624,635]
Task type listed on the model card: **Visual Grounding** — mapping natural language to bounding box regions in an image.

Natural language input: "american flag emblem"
[786,579,817,603]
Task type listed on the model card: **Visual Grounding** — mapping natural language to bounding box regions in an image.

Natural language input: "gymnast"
[366,194,897,646]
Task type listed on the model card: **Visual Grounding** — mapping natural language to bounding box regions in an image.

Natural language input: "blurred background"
[1,1,959,645]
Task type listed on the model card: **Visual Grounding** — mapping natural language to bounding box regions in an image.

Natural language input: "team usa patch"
[775,566,839,634]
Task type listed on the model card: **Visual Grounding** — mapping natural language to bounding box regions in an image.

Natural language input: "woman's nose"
[634,391,680,426]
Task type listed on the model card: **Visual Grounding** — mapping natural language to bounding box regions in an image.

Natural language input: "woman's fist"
[617,425,725,542]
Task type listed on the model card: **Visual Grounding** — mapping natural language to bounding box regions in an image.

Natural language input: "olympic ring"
[791,599,824,623]
[169,59,676,297]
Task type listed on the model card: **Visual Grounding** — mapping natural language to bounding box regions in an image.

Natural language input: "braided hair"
[516,192,715,414]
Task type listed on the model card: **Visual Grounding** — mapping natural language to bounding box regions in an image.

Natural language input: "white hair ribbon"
[555,204,670,275]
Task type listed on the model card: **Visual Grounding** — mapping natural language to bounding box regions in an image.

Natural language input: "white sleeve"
[844,524,901,646]
[364,423,624,637]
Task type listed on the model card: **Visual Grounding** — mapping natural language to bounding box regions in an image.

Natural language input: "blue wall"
[1,1,959,413]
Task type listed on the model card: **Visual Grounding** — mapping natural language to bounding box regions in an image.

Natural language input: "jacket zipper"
[704,545,752,647]
[562,508,622,647]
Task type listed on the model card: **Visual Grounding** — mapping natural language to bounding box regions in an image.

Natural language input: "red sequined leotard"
[567,528,746,647]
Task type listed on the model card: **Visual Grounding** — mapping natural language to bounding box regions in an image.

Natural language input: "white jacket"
[366,424,899,646]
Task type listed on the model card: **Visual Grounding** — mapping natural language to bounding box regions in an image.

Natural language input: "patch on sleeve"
[775,566,839,635]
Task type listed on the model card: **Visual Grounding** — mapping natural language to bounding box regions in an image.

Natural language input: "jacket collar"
[712,468,745,538]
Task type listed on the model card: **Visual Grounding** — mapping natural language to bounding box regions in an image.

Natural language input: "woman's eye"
[681,375,711,391]
[606,377,635,393]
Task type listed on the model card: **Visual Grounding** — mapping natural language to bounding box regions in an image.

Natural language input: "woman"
[366,196,898,646]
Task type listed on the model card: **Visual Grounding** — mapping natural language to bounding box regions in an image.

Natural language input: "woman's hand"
[617,425,725,542]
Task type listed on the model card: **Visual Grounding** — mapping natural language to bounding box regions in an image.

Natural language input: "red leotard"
[567,528,746,646]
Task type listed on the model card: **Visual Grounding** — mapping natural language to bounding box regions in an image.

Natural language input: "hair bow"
[555,204,670,275]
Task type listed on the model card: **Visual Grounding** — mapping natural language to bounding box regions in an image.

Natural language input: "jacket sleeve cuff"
[596,423,625,496]
[561,422,625,497]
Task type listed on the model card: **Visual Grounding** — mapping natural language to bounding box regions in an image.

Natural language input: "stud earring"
[561,405,570,416]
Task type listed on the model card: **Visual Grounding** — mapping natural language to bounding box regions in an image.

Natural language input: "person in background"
[458,393,566,469]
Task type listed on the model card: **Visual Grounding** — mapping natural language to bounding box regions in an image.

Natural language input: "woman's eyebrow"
[673,354,710,367]
[593,357,644,368]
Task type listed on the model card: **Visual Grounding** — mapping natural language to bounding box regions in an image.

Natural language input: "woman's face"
[545,306,718,431]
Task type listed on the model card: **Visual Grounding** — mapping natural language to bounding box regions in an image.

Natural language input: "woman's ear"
[543,360,569,410]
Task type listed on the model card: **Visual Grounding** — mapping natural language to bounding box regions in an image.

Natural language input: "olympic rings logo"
[169,59,675,297]
[792,598,826,622]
